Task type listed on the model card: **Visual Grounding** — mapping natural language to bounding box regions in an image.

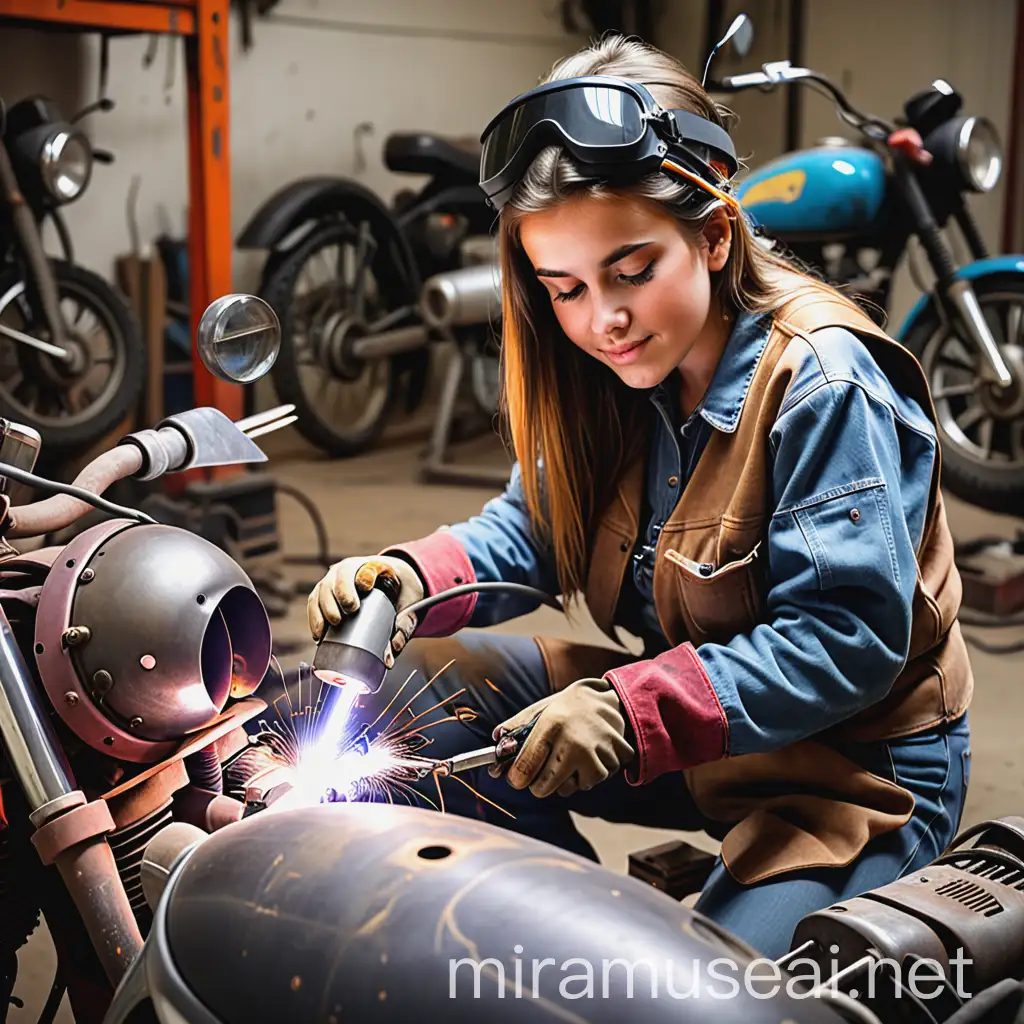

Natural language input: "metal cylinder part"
[0,606,74,811]
[54,831,143,985]
[420,263,501,328]
[348,324,429,360]
[140,822,209,914]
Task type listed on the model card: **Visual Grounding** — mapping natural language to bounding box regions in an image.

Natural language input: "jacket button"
[668,475,679,488]
[849,508,861,523]
[620,541,630,552]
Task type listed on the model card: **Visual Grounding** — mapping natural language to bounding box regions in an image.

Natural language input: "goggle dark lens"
[481,84,646,183]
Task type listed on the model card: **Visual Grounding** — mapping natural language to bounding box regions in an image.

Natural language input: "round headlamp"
[955,116,1002,192]
[40,129,93,203]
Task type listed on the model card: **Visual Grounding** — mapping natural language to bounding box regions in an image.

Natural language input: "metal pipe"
[420,264,501,328]
[0,606,74,810]
[946,278,1014,387]
[349,324,429,360]
[53,835,144,984]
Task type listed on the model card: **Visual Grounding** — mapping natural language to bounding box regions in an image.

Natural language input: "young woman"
[307,36,972,957]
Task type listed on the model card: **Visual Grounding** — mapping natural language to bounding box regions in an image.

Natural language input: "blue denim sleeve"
[446,462,561,625]
[697,369,937,755]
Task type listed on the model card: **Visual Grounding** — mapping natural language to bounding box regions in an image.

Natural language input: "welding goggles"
[479,76,741,213]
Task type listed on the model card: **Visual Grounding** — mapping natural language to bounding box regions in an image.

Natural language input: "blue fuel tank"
[737,144,887,239]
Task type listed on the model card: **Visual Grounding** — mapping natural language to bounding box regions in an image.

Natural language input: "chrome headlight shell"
[40,129,93,203]
[957,116,1002,192]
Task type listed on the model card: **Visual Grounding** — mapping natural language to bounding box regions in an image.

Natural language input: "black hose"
[275,482,332,571]
[404,581,563,619]
[35,968,65,1024]
[0,462,155,525]
[964,633,1024,655]
[959,608,1024,628]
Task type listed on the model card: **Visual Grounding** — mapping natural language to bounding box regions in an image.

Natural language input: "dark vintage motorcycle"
[0,289,1021,1024]
[719,35,1024,514]
[237,130,500,457]
[0,95,145,459]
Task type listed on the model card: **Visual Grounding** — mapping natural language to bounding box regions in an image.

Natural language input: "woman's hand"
[307,556,425,668]
[490,678,634,798]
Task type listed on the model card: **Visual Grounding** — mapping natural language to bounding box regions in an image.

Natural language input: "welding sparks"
[250,659,504,816]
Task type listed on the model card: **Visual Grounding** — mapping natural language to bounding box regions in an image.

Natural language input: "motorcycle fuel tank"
[737,144,886,239]
[108,804,844,1024]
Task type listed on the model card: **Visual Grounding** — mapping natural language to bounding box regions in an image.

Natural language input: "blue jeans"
[362,632,971,959]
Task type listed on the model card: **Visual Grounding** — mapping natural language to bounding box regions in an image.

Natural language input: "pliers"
[396,721,535,781]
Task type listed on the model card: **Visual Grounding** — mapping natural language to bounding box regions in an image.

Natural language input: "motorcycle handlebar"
[717,65,892,136]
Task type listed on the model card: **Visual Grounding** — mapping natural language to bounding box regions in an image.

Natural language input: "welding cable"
[963,633,1024,655]
[958,608,1024,628]
[403,581,564,619]
[275,482,333,571]
[0,461,156,526]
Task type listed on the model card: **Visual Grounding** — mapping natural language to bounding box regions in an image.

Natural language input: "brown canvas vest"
[536,288,973,884]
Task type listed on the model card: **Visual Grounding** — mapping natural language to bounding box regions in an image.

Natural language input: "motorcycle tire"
[0,261,145,459]
[262,222,401,458]
[902,273,1024,516]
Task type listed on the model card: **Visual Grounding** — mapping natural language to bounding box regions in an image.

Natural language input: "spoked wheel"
[909,276,1024,514]
[0,262,144,458]
[265,221,417,457]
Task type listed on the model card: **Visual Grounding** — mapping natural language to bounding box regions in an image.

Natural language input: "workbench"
[0,0,242,420]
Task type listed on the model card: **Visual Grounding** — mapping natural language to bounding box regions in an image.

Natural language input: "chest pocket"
[665,543,766,645]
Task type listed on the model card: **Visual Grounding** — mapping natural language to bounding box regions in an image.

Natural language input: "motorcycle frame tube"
[104,840,222,1024]
[0,136,68,348]
[0,601,75,810]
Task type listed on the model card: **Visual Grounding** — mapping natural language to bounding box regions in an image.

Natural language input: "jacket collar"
[650,310,774,434]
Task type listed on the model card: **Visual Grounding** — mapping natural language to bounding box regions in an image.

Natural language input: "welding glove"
[490,678,634,799]
[307,556,424,668]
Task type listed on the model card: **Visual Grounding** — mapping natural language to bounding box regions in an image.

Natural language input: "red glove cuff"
[606,643,729,785]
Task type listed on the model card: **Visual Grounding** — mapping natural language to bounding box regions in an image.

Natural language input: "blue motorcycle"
[720,56,1024,514]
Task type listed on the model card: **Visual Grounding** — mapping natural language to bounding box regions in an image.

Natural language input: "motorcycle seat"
[384,133,480,179]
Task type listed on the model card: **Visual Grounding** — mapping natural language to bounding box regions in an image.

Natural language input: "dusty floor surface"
[11,410,1024,1021]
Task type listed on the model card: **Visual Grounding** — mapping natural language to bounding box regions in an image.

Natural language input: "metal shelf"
[0,0,242,420]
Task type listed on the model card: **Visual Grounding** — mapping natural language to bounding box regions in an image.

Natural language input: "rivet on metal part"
[64,692,79,706]
[103,737,114,746]
[79,568,95,583]
[130,717,143,729]
[140,654,156,671]
[61,626,91,649]
[92,669,114,695]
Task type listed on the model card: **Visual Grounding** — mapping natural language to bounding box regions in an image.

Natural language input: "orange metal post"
[185,0,242,419]
[0,0,195,33]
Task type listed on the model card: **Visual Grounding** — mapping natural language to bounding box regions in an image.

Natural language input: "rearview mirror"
[722,14,754,58]
[197,294,281,384]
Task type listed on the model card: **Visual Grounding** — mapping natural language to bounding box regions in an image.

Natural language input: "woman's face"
[518,193,731,390]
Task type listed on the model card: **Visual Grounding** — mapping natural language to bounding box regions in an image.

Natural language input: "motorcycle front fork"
[0,140,69,351]
[895,158,1013,387]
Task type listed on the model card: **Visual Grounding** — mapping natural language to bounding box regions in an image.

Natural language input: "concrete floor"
[10,410,1024,1021]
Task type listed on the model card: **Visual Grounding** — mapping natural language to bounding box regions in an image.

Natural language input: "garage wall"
[0,0,1016,319]
[0,0,579,288]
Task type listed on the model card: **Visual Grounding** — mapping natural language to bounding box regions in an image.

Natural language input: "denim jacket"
[394,310,941,760]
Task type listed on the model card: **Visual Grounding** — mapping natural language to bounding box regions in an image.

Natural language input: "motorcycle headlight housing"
[957,116,1002,192]
[39,129,93,203]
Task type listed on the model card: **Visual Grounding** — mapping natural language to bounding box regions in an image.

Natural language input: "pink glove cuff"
[381,531,477,637]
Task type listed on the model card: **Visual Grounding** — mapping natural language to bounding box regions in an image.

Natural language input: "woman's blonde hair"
[498,34,852,598]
